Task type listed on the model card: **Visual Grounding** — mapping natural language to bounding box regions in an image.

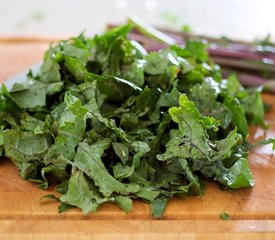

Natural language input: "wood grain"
[0,43,49,82]
[0,41,275,239]
[1,220,275,240]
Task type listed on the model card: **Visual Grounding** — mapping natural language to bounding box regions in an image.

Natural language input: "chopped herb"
[0,23,271,217]
[219,212,232,220]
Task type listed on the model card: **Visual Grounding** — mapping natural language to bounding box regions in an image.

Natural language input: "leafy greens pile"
[0,24,267,217]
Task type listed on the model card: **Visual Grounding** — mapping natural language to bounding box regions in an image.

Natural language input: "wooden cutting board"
[0,41,275,239]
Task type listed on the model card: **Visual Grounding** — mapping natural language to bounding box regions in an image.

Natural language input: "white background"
[0,0,274,41]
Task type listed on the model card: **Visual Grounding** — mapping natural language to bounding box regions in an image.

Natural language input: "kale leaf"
[0,23,270,217]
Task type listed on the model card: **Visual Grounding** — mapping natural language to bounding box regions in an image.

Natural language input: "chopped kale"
[0,24,271,217]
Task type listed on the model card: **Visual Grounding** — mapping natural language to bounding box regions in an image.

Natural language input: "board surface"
[0,41,275,239]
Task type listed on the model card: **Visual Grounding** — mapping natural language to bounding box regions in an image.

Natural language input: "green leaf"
[55,180,69,194]
[144,52,170,75]
[3,130,51,179]
[0,84,22,112]
[62,42,90,63]
[40,194,60,202]
[241,89,266,127]
[177,158,202,195]
[40,50,61,83]
[94,25,132,65]
[58,93,88,144]
[45,93,88,163]
[216,158,255,189]
[113,141,150,179]
[219,212,231,220]
[136,187,160,202]
[112,142,129,164]
[64,56,87,83]
[9,81,47,108]
[190,81,232,129]
[84,81,129,142]
[74,140,140,197]
[255,138,275,150]
[96,75,142,103]
[114,196,133,213]
[150,196,169,218]
[20,113,44,133]
[181,41,209,62]
[224,96,248,138]
[60,170,107,215]
[120,60,144,87]
[169,94,218,158]
[224,74,242,96]
[3,130,51,161]
[58,202,76,213]
[39,166,52,189]
[211,128,242,161]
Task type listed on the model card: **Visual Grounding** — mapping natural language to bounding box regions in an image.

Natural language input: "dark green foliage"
[0,24,268,217]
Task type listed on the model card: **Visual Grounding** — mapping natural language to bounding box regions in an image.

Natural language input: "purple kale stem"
[239,74,272,87]
[208,47,271,61]
[109,22,275,60]
[157,27,256,47]
[211,57,275,73]
[257,52,275,60]
[110,23,275,54]
[129,29,275,64]
[223,71,275,92]
[108,22,275,91]
[128,32,275,74]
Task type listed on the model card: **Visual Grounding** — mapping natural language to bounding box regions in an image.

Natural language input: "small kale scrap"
[0,24,271,217]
